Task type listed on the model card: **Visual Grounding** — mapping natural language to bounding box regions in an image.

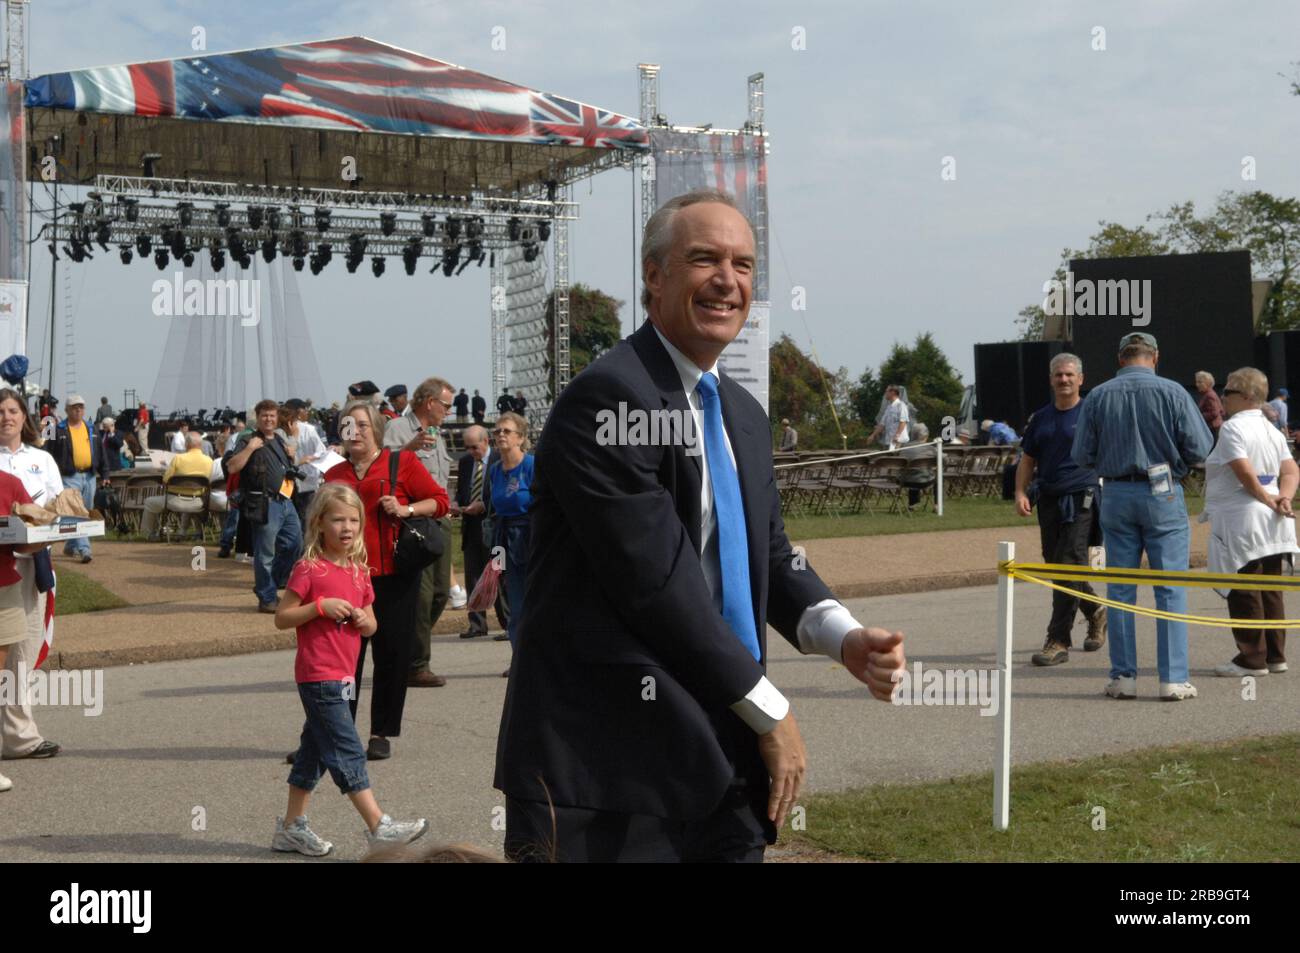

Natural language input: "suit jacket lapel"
[631,323,703,549]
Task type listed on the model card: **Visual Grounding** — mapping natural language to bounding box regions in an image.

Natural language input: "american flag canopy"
[24,36,648,151]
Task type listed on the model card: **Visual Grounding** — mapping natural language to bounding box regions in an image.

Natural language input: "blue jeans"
[252,496,302,605]
[63,472,96,557]
[499,516,530,648]
[288,680,370,795]
[1099,481,1190,683]
[220,506,239,551]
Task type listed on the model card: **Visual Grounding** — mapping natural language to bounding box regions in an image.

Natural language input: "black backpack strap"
[388,447,401,498]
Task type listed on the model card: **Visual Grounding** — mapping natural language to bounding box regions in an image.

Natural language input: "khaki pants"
[140,494,206,538]
[411,519,451,675]
[1,559,49,758]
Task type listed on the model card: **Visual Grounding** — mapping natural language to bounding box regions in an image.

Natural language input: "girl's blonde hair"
[302,483,369,580]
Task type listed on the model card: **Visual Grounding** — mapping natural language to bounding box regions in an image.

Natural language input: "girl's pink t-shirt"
[285,558,375,684]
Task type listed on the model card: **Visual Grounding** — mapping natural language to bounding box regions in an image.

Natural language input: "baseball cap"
[1280,388,1290,398]
[1118,332,1158,351]
[65,394,86,408]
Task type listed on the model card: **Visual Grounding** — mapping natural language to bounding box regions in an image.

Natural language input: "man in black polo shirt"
[1014,352,1105,665]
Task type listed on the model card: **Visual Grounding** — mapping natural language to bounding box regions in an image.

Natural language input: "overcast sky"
[18,0,1300,411]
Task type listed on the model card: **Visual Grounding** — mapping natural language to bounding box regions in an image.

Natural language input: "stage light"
[170,230,187,260]
[316,243,333,266]
[421,213,436,238]
[290,230,307,259]
[136,234,151,257]
[261,237,277,263]
[314,207,331,233]
[123,198,139,223]
[227,230,247,260]
[247,206,264,230]
[289,205,304,230]
[182,251,194,267]
[94,220,112,251]
[402,238,422,276]
[465,218,483,242]
[119,244,133,265]
[266,207,282,232]
[523,243,539,263]
[380,212,397,236]
[209,238,225,273]
[293,256,305,272]
[538,221,551,242]
[445,216,462,242]
[215,203,232,228]
[371,256,386,277]
[177,202,193,227]
[345,256,360,274]
[154,248,169,269]
[507,217,521,241]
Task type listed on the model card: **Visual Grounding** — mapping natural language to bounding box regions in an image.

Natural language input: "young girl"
[272,483,428,856]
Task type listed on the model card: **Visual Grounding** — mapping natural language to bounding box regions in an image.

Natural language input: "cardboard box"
[0,514,106,544]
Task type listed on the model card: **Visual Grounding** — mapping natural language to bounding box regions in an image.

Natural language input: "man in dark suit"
[495,189,906,862]
[452,425,508,638]
[471,390,487,424]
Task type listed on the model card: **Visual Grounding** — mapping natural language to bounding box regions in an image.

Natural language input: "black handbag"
[388,450,444,574]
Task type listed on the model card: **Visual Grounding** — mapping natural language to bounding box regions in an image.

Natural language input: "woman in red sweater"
[323,401,448,762]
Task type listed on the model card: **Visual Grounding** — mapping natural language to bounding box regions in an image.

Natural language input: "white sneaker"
[236,553,253,564]
[1159,681,1198,701]
[1268,661,1288,673]
[271,816,333,856]
[449,584,467,609]
[0,772,11,793]
[1214,662,1267,678]
[1104,676,1137,699]
[366,814,428,847]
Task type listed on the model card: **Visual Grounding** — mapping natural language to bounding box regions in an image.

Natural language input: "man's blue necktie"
[696,372,761,661]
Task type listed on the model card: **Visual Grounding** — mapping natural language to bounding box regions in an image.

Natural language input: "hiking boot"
[1031,641,1069,666]
[1159,681,1198,701]
[1104,676,1137,699]
[1082,612,1107,651]
[272,816,333,856]
[366,814,428,847]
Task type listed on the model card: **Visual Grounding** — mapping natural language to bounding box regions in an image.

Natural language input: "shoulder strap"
[388,447,401,491]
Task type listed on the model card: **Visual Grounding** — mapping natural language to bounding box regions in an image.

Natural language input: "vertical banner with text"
[0,82,28,361]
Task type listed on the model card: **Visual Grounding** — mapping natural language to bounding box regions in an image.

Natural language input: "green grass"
[54,567,130,616]
[784,497,1024,540]
[789,734,1300,862]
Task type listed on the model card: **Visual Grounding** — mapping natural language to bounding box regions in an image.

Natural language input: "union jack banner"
[24,36,648,151]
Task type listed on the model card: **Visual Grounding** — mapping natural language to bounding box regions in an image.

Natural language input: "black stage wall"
[1069,251,1254,392]
[974,341,1065,431]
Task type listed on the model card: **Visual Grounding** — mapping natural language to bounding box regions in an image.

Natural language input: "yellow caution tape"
[1005,565,1300,630]
[998,559,1300,592]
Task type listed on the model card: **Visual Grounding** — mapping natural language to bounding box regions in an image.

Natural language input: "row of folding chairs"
[777,455,926,516]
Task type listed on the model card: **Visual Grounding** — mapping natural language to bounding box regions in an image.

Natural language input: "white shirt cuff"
[796,599,863,663]
[730,676,790,734]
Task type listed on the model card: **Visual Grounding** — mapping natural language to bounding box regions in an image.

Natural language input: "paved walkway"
[48,521,1213,669]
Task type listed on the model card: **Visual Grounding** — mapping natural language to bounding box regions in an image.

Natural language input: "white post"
[935,439,944,517]
[993,540,1014,830]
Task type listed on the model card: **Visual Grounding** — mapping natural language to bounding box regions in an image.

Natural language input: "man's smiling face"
[644,201,755,368]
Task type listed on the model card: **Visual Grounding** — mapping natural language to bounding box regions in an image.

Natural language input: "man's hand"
[463,500,485,516]
[841,627,906,702]
[246,435,264,453]
[405,431,434,452]
[1015,492,1032,517]
[757,713,806,827]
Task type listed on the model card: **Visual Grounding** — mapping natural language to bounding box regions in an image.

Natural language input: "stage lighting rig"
[209,238,226,273]
[95,220,112,251]
[380,212,397,236]
[119,245,133,265]
[169,230,187,260]
[314,207,331,233]
[445,216,462,242]
[421,213,436,237]
[154,248,169,270]
[293,256,305,272]
[122,198,140,223]
[261,237,277,263]
[538,221,551,242]
[266,207,282,232]
[215,203,232,228]
[247,205,265,230]
[135,234,151,257]
[182,251,195,268]
[177,202,194,227]
[507,217,521,241]
[290,230,308,259]
[372,256,386,277]
[523,243,539,264]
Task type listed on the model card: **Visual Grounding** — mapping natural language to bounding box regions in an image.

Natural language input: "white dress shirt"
[0,442,64,562]
[651,326,863,733]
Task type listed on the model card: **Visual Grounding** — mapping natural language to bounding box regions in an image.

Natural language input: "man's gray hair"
[1050,352,1083,375]
[640,188,756,311]
[412,376,454,407]
[186,432,203,450]
[463,424,488,447]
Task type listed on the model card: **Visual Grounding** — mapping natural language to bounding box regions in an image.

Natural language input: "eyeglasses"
[436,399,453,410]
[1223,389,1242,397]
[493,428,516,437]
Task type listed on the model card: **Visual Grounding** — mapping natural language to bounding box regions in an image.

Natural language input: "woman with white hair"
[1194,371,1223,438]
[1202,367,1297,677]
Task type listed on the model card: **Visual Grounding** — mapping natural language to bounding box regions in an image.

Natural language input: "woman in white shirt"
[0,388,64,762]
[1202,367,1298,677]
